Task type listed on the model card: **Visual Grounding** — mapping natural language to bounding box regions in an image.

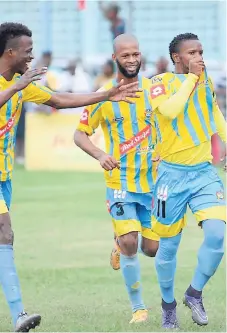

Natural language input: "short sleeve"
[77,102,103,136]
[22,82,52,104]
[149,74,173,111]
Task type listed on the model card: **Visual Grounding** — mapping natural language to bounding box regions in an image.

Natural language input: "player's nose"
[29,53,34,61]
[196,53,203,60]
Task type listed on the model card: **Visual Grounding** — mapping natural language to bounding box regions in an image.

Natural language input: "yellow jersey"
[77,76,156,193]
[0,74,52,180]
[149,70,226,165]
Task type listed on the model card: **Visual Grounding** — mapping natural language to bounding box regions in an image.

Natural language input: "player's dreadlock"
[169,33,199,64]
[0,22,32,57]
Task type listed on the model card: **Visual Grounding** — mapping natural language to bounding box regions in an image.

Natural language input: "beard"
[116,59,141,78]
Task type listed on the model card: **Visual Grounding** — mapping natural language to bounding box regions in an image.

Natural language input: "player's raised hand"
[14,67,47,91]
[98,152,120,171]
[189,57,205,77]
[107,79,142,103]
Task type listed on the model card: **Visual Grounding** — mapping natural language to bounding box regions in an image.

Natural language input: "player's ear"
[112,53,116,62]
[172,53,180,63]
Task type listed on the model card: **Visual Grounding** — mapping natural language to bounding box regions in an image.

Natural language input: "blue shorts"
[106,188,159,240]
[152,161,226,237]
[0,180,12,213]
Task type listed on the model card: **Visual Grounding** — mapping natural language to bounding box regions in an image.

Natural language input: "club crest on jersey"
[145,108,152,118]
[150,84,166,99]
[151,76,162,84]
[197,79,209,88]
[216,191,224,200]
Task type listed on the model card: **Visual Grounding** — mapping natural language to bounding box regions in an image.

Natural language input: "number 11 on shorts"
[157,185,168,218]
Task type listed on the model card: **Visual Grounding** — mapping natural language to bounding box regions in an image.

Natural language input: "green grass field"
[0,168,225,332]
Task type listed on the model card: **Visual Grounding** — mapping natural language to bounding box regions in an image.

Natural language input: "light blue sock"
[155,233,182,303]
[0,245,24,325]
[191,219,225,291]
[120,253,145,312]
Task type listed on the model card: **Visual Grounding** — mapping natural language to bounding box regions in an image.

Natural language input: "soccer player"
[148,33,226,329]
[0,22,140,332]
[74,34,159,323]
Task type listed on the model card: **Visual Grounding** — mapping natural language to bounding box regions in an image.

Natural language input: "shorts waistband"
[160,160,211,172]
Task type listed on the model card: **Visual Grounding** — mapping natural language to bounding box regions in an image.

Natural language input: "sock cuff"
[0,245,13,250]
[120,253,137,260]
[162,299,177,310]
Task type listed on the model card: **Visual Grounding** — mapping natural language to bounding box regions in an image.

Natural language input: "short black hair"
[0,22,32,57]
[169,33,199,64]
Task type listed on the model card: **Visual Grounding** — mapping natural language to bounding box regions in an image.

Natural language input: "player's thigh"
[136,199,160,241]
[106,188,141,236]
[189,167,226,223]
[110,202,140,255]
[110,202,141,236]
[136,201,159,256]
[152,163,188,237]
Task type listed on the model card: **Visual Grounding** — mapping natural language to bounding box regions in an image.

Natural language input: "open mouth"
[127,65,137,71]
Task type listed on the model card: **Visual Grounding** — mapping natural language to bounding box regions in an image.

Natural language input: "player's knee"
[157,233,181,261]
[141,239,159,257]
[118,232,138,256]
[203,219,225,250]
[155,256,175,287]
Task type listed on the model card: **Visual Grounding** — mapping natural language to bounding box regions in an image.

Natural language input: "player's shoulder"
[101,79,114,92]
[150,72,175,85]
[140,76,152,88]
[0,73,20,89]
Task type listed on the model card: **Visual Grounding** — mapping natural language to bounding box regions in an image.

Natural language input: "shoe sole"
[183,298,208,326]
[129,317,148,324]
[162,324,180,330]
[15,314,41,332]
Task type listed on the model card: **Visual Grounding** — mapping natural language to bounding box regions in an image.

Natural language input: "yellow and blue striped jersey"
[0,74,52,180]
[77,76,156,193]
[149,70,225,165]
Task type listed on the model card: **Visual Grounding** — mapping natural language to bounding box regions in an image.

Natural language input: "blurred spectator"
[152,56,169,76]
[35,51,59,91]
[58,59,77,92]
[99,1,125,39]
[94,60,115,90]
[216,70,226,119]
[140,56,153,78]
[71,59,92,93]
[39,51,52,68]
